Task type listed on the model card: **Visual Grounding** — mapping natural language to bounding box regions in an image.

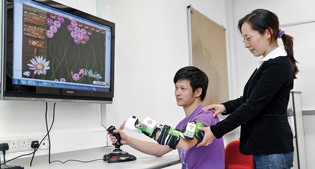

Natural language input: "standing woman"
[197,9,299,169]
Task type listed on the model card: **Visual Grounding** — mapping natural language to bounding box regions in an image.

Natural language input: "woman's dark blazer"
[211,56,294,155]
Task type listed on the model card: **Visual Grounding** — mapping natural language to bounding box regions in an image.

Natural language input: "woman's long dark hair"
[238,9,299,79]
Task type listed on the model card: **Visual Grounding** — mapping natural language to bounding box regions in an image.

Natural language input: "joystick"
[103,125,136,163]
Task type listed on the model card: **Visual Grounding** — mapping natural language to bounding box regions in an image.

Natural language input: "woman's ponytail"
[281,34,299,79]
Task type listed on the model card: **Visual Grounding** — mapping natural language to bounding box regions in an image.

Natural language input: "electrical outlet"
[8,139,19,152]
[0,138,19,153]
[1,136,47,153]
[40,139,49,150]
[19,138,32,151]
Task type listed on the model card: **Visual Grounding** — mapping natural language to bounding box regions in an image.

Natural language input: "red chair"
[225,140,253,169]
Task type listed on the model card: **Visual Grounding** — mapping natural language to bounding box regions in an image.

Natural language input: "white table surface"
[5,146,180,169]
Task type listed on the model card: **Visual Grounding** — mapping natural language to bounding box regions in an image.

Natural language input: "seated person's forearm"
[125,116,204,151]
[126,136,172,157]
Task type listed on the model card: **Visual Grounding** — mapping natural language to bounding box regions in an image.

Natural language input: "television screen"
[1,0,115,102]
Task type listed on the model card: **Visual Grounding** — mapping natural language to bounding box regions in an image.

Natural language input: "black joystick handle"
[104,125,137,162]
[107,125,122,148]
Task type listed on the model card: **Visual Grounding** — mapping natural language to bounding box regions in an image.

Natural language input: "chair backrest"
[225,140,253,169]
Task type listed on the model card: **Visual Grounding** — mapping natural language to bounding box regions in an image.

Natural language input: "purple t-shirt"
[176,105,225,169]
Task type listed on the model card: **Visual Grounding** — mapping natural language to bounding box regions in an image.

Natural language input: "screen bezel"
[1,0,115,103]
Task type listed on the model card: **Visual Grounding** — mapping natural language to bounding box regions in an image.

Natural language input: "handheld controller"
[107,126,122,148]
[103,125,136,163]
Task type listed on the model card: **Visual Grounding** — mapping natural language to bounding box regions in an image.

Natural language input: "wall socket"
[19,138,33,151]
[0,138,19,153]
[40,139,49,150]
[0,136,49,153]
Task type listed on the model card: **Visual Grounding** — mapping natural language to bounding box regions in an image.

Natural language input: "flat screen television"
[1,0,115,103]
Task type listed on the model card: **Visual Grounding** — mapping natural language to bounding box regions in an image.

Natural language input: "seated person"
[109,66,224,169]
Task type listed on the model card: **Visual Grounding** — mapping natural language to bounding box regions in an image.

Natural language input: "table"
[5,147,180,169]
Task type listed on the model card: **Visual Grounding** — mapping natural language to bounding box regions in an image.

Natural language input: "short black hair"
[173,66,208,101]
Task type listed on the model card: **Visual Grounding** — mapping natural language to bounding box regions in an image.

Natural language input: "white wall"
[98,0,227,134]
[303,112,315,169]
[1,0,228,163]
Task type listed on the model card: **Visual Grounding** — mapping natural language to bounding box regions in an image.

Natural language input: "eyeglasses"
[242,33,259,44]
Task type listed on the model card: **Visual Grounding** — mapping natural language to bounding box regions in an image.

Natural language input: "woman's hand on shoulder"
[202,104,226,117]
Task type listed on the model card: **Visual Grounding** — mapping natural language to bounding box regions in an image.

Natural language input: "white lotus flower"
[92,73,102,80]
[85,69,102,80]
[27,56,50,75]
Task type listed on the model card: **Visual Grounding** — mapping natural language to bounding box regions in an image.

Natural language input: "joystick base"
[103,148,136,163]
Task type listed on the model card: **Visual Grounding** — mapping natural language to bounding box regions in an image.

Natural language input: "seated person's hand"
[120,119,143,130]
[119,120,127,130]
[108,129,129,145]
